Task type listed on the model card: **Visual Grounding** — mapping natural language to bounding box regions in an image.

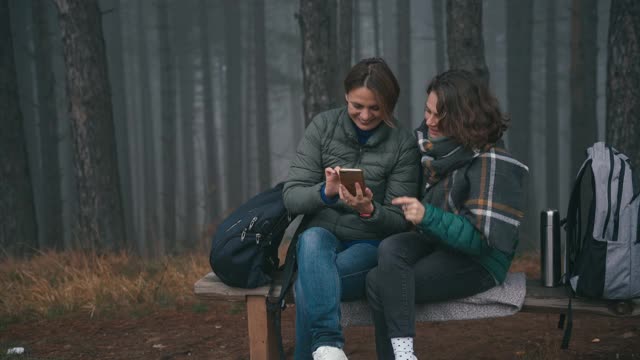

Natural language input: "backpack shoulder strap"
[565,157,592,273]
[267,214,307,360]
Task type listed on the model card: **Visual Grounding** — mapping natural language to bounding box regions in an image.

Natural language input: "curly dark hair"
[344,57,400,127]
[426,69,509,149]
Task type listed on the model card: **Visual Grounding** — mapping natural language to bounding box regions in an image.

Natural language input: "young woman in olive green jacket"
[283,58,420,360]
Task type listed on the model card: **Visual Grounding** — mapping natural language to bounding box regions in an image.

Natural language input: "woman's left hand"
[392,197,425,225]
[339,182,374,214]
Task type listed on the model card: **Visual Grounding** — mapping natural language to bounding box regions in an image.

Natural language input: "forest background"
[2,0,640,359]
[2,0,640,268]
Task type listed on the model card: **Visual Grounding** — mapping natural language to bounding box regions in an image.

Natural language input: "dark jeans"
[365,231,496,360]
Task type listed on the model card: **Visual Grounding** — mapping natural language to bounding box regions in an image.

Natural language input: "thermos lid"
[540,209,559,227]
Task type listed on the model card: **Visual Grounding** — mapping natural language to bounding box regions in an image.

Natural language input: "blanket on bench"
[340,272,526,326]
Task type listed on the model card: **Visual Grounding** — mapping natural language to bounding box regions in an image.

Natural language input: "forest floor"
[1,253,639,360]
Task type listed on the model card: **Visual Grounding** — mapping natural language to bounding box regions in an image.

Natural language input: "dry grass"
[0,250,210,322]
[0,248,544,324]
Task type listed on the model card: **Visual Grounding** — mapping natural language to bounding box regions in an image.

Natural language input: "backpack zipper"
[225,219,242,232]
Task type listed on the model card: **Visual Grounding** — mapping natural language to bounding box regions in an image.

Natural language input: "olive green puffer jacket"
[283,107,420,240]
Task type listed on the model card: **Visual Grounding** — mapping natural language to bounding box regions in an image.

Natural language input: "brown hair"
[343,57,400,127]
[426,69,509,149]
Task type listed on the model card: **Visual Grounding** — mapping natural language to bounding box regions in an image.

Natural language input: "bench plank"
[523,280,640,317]
[194,272,283,302]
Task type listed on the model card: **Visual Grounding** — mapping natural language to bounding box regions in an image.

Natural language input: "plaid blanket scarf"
[416,123,529,254]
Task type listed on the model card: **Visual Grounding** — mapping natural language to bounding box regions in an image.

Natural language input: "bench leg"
[246,295,278,360]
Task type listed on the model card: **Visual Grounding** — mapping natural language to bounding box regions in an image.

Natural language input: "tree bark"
[570,0,598,178]
[199,0,219,226]
[432,0,446,74]
[506,0,533,165]
[253,0,272,191]
[298,0,336,126]
[54,0,126,251]
[158,0,177,254]
[0,0,38,256]
[353,0,361,61]
[446,0,489,86]
[32,0,63,250]
[372,0,380,56]
[334,0,352,105]
[173,0,196,250]
[506,0,534,249]
[104,0,135,253]
[223,0,244,207]
[606,0,640,170]
[137,0,156,257]
[545,0,559,209]
[396,0,411,127]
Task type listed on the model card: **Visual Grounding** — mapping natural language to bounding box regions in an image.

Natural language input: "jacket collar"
[338,107,391,147]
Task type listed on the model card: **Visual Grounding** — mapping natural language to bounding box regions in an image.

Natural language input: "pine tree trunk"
[199,0,219,225]
[334,0,352,105]
[54,0,126,251]
[396,0,411,128]
[0,0,39,256]
[353,0,361,61]
[606,0,640,170]
[174,0,196,250]
[223,0,244,207]
[158,0,177,254]
[104,0,135,252]
[299,0,335,126]
[253,0,272,191]
[32,0,63,250]
[446,0,489,86]
[570,0,598,178]
[545,0,559,209]
[432,0,446,74]
[506,0,534,249]
[372,0,380,56]
[137,0,156,257]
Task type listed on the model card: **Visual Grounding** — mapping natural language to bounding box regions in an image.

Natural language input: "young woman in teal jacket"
[365,69,529,360]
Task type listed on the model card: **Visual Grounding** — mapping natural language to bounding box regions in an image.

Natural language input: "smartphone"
[339,168,366,196]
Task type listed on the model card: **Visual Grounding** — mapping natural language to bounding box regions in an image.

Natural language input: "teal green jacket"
[419,205,512,284]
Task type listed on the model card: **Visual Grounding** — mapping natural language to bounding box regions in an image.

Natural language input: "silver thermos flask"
[540,209,561,287]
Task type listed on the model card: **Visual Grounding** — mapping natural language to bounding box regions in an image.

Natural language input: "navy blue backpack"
[209,182,293,288]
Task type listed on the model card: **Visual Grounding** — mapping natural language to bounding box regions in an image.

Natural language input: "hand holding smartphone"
[339,168,366,196]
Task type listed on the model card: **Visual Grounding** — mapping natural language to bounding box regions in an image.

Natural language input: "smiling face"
[345,87,384,131]
[424,91,443,138]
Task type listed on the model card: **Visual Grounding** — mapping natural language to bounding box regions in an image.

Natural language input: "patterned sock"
[391,337,415,360]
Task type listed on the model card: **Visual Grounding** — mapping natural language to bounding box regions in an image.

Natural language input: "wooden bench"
[195,219,639,359]
[194,270,639,360]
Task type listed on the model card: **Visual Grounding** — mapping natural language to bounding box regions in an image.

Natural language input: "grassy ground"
[0,249,541,326]
[0,250,211,327]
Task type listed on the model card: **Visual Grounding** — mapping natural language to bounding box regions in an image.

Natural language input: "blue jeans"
[294,227,379,360]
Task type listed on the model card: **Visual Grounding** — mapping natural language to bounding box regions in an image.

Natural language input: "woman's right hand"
[392,197,425,225]
[324,166,341,197]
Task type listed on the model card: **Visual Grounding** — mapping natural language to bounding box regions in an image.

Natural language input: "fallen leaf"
[591,338,601,343]
[152,344,166,349]
[215,324,222,329]
[515,350,526,356]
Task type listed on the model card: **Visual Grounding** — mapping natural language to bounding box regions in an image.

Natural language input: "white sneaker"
[312,346,348,360]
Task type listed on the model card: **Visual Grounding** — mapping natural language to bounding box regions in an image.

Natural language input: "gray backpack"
[565,142,640,300]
